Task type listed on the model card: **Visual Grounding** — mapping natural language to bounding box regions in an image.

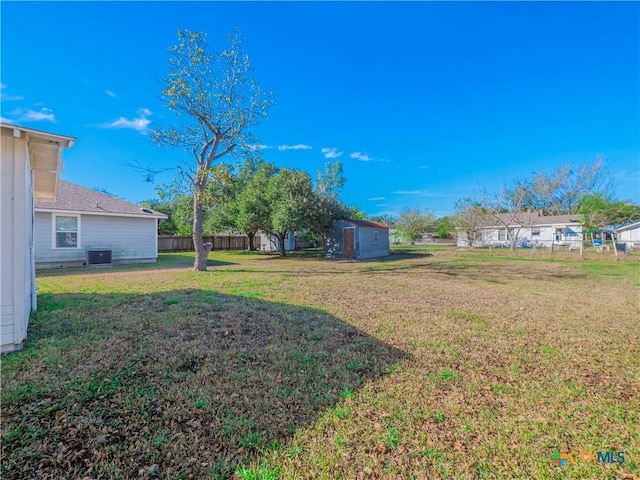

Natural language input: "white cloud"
[350,152,374,162]
[6,107,56,123]
[321,147,343,159]
[106,90,117,98]
[0,116,14,124]
[418,165,429,169]
[376,203,389,207]
[278,144,312,151]
[0,84,24,102]
[1,93,24,101]
[105,108,152,133]
[393,189,457,198]
[247,144,272,151]
[367,196,385,201]
[393,190,422,195]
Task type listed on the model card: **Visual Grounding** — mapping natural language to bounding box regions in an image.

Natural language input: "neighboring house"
[457,212,584,249]
[617,221,640,250]
[1,123,74,353]
[34,180,167,268]
[326,219,390,259]
[259,230,295,253]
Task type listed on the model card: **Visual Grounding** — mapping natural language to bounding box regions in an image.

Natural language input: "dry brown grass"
[1,248,638,479]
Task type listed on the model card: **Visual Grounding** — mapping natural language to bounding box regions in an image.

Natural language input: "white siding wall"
[260,231,295,252]
[35,212,158,265]
[1,129,30,352]
[619,225,640,243]
[459,225,582,248]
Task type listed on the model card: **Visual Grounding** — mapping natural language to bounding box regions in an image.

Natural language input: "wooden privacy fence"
[295,239,312,250]
[158,234,261,253]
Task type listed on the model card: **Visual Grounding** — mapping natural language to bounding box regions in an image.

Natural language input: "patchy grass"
[1,249,638,479]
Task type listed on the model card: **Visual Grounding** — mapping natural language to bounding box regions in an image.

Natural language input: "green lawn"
[1,249,638,479]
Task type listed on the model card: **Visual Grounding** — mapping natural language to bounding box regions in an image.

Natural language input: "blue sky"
[2,1,638,217]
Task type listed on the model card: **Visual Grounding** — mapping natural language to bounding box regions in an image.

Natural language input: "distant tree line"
[368,211,454,242]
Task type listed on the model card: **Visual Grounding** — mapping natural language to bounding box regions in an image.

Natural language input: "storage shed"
[259,230,295,253]
[326,219,390,259]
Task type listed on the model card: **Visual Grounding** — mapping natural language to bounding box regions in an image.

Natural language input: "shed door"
[343,227,355,259]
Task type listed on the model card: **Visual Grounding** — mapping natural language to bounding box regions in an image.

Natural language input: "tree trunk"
[278,231,287,257]
[247,231,256,251]
[192,179,211,271]
[508,230,516,251]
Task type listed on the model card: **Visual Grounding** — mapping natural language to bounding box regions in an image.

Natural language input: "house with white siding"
[457,212,584,249]
[34,180,167,268]
[617,221,640,250]
[326,219,390,259]
[1,123,74,353]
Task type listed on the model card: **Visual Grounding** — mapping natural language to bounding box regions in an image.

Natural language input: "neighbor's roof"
[617,221,640,232]
[348,219,389,229]
[35,180,167,219]
[480,212,582,228]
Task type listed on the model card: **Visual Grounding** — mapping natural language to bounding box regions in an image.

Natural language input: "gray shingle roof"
[35,180,167,219]
[480,212,583,227]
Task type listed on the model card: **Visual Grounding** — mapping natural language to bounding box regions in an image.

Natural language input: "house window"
[498,229,506,241]
[54,215,79,248]
[372,231,379,245]
[532,229,540,236]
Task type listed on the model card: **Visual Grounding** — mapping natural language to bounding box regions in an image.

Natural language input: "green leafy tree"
[265,168,316,256]
[396,208,436,241]
[578,194,640,233]
[345,206,367,220]
[149,29,274,271]
[141,195,193,235]
[433,216,454,239]
[601,200,640,226]
[316,161,346,197]
[308,162,352,240]
[217,160,277,250]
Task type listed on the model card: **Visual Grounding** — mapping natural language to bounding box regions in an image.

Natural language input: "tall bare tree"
[452,198,488,248]
[516,156,611,215]
[480,183,537,251]
[151,29,274,271]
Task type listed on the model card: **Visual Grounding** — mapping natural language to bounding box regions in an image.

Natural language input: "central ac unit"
[87,249,112,266]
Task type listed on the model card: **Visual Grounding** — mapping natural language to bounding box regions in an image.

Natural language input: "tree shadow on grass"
[1,290,408,479]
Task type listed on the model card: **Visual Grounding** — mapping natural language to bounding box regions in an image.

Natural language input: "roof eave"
[2,124,75,201]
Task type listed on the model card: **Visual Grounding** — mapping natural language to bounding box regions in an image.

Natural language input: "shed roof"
[35,180,167,219]
[348,219,389,229]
